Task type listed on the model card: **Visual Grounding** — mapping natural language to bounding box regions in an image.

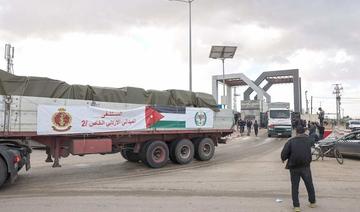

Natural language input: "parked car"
[335,130,360,157]
[347,120,360,131]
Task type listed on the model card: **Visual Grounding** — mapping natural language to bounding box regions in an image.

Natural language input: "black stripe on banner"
[152,105,186,114]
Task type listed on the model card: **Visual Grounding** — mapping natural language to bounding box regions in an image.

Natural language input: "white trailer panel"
[2,95,234,133]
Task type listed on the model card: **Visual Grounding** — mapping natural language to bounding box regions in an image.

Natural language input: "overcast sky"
[0,0,359,117]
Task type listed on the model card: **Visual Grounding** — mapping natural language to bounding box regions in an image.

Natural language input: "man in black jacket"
[253,120,259,137]
[281,125,316,212]
[246,120,252,136]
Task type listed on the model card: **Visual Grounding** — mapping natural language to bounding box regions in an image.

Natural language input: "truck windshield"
[270,110,290,119]
[350,121,360,125]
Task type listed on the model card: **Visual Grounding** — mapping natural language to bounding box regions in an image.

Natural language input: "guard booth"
[240,100,262,124]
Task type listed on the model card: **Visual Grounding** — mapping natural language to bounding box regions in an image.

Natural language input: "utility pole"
[305,90,309,114]
[4,44,15,74]
[169,0,195,91]
[333,84,343,124]
[310,96,313,114]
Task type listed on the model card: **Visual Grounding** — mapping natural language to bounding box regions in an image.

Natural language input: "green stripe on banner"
[151,121,186,128]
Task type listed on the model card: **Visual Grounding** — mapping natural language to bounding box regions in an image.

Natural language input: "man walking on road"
[246,120,252,136]
[239,119,246,136]
[281,125,316,212]
[253,120,259,136]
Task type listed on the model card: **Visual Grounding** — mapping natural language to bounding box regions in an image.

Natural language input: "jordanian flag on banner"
[37,105,214,135]
[146,106,213,129]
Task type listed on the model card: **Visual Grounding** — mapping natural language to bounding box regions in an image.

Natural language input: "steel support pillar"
[212,75,219,103]
[227,85,232,110]
[293,71,301,113]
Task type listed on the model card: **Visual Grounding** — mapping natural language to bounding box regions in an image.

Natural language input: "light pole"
[169,0,195,91]
[209,46,237,107]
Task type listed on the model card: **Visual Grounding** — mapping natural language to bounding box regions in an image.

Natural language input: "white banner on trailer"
[37,105,146,135]
[37,105,214,135]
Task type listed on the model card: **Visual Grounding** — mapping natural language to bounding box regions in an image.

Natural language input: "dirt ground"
[0,130,359,212]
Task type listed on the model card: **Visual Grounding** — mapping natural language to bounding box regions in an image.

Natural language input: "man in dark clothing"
[237,118,241,132]
[308,123,319,142]
[246,120,252,136]
[315,122,325,140]
[239,119,246,135]
[318,107,325,126]
[253,120,259,136]
[301,119,307,128]
[293,119,297,129]
[281,125,316,212]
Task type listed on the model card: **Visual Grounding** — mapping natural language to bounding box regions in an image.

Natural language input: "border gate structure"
[212,69,302,113]
[212,73,270,112]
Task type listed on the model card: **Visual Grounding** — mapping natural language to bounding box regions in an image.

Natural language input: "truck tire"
[141,141,169,168]
[169,139,194,164]
[194,138,215,161]
[0,157,8,187]
[120,149,128,160]
[268,134,271,137]
[121,149,140,162]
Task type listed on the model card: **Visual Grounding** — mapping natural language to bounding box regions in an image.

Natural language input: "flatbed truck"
[0,95,234,188]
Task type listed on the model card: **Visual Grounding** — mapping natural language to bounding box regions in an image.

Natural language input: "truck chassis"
[1,129,232,169]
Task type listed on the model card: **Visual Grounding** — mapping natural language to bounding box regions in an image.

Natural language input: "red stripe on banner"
[145,106,164,128]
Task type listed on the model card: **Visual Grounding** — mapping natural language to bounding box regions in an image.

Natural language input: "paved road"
[0,130,359,212]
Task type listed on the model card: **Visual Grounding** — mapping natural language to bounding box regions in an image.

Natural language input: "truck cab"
[0,140,31,188]
[348,120,360,132]
[267,108,292,138]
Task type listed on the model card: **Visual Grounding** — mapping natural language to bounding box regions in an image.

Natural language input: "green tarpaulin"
[0,69,218,111]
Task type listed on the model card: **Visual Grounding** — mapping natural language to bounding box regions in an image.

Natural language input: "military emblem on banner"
[195,111,207,126]
[52,108,72,132]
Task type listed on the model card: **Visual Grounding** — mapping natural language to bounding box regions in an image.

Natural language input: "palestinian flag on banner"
[145,106,214,129]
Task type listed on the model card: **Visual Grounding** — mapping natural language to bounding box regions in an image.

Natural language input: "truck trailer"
[0,70,234,188]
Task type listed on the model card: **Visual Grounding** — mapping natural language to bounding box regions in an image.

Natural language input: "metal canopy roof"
[216,76,294,87]
[266,76,294,84]
[222,78,248,86]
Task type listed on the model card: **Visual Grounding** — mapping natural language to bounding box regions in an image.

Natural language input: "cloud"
[0,0,173,38]
[0,0,359,116]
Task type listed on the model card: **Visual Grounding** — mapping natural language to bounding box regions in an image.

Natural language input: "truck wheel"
[268,134,271,137]
[120,149,128,160]
[141,141,169,168]
[169,139,194,164]
[0,157,8,187]
[194,138,215,161]
[121,149,140,162]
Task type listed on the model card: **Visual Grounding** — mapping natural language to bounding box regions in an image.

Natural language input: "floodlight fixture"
[209,46,237,59]
[209,45,237,106]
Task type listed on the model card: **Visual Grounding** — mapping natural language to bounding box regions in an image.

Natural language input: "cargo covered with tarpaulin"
[0,69,233,134]
[0,69,218,111]
[0,69,234,171]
